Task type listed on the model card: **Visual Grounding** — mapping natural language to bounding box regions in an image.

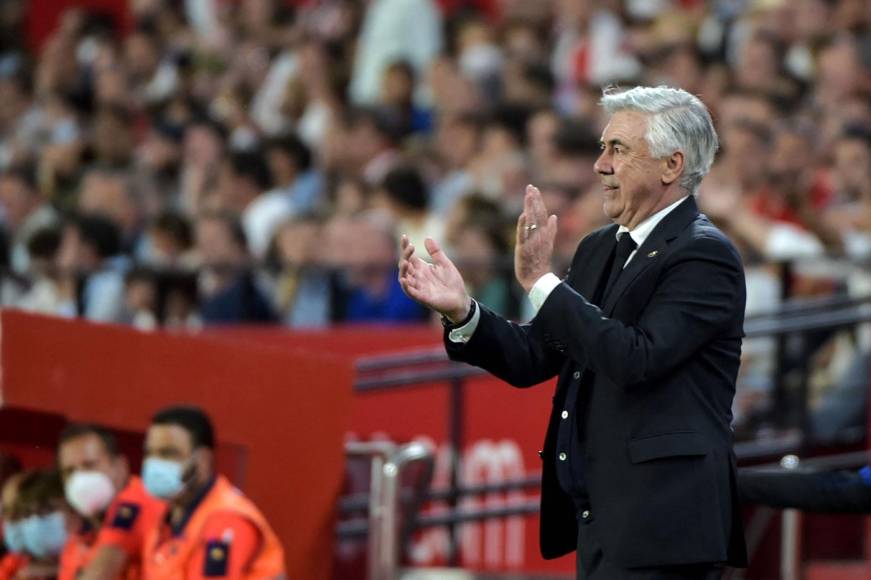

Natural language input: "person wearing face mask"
[16,469,68,579]
[56,424,164,580]
[1,473,29,580]
[141,405,285,579]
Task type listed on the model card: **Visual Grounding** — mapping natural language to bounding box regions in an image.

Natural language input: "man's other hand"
[398,236,472,323]
[515,184,557,293]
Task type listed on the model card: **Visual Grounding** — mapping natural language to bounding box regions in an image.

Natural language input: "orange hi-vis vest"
[0,552,28,580]
[58,527,97,580]
[59,476,161,580]
[143,475,286,580]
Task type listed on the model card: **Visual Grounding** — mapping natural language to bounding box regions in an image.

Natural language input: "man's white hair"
[600,86,718,196]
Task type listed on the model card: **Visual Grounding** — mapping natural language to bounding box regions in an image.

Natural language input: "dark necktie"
[602,233,637,300]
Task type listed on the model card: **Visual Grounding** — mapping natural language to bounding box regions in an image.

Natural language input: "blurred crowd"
[0,0,868,331]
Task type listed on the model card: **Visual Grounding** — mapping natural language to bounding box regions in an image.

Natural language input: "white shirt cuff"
[447,300,481,343]
[528,273,561,314]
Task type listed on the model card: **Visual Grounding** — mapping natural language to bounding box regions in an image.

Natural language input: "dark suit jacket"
[445,196,748,568]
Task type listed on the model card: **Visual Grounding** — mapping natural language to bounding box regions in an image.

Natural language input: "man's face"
[594,111,667,228]
[144,424,206,491]
[834,138,870,198]
[0,176,37,231]
[57,224,90,273]
[437,117,479,169]
[58,433,124,490]
[723,125,768,186]
[770,130,812,190]
[195,218,244,269]
[78,174,136,231]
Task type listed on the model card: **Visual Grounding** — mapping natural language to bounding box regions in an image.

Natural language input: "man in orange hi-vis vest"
[141,405,286,580]
[57,423,165,580]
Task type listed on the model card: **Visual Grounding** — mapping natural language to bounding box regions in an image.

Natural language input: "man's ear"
[661,151,685,186]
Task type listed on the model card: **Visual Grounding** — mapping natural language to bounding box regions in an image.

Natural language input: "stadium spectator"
[266,215,332,328]
[56,214,129,323]
[431,112,483,217]
[825,124,871,259]
[56,423,164,580]
[241,134,323,261]
[0,164,59,274]
[349,0,442,106]
[122,267,160,331]
[194,211,275,325]
[77,169,142,250]
[446,209,516,318]
[374,165,443,256]
[141,405,285,579]
[139,211,195,271]
[329,211,427,324]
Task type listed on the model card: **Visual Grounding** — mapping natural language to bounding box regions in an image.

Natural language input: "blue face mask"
[142,457,187,500]
[2,520,25,553]
[20,512,67,558]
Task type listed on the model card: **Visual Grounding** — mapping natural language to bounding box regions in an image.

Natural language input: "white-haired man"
[399,86,748,579]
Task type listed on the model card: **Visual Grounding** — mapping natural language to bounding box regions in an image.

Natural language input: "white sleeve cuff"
[528,273,562,314]
[447,300,481,343]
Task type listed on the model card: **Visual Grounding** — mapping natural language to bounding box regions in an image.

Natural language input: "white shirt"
[448,196,689,343]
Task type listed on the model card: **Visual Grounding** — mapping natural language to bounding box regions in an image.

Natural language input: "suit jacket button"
[558,452,567,461]
[581,510,590,519]
[573,371,581,380]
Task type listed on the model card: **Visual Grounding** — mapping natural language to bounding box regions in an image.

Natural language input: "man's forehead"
[146,424,193,448]
[600,111,649,142]
[59,432,110,460]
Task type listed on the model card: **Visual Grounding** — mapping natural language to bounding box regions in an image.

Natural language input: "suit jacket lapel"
[603,196,700,315]
[569,225,618,301]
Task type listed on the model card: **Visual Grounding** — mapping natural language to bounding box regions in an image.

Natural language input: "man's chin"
[602,203,622,222]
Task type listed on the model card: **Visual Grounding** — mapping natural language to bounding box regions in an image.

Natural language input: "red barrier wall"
[0,310,353,580]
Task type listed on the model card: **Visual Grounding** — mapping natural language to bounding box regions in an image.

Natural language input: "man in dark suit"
[399,86,748,578]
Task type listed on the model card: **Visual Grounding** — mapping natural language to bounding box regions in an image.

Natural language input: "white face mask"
[64,470,116,517]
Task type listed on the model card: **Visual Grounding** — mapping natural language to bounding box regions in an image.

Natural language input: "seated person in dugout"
[1,471,28,580]
[14,469,69,580]
[141,405,286,579]
[57,423,165,580]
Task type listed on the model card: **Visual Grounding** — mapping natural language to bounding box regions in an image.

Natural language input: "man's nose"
[594,152,611,175]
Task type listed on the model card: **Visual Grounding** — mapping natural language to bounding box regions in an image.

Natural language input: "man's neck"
[623,190,685,231]
[169,482,202,524]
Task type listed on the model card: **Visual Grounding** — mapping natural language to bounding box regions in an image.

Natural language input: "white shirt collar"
[616,195,689,247]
